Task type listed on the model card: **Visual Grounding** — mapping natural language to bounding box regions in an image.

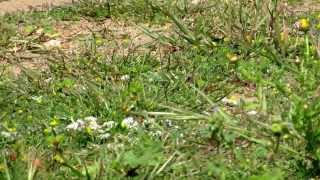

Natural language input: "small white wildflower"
[164,119,173,127]
[65,123,77,130]
[97,129,106,134]
[88,144,100,149]
[66,119,85,131]
[87,120,101,130]
[84,116,97,122]
[98,133,111,140]
[143,118,155,124]
[151,130,162,137]
[142,118,155,128]
[1,131,12,138]
[120,75,130,81]
[102,121,116,129]
[247,110,258,116]
[107,143,124,151]
[121,117,138,129]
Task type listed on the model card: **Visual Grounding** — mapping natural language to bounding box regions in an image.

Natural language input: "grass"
[1,0,320,179]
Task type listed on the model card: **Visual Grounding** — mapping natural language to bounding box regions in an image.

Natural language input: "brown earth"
[1,19,170,76]
[288,0,320,14]
[0,0,75,15]
[0,0,172,76]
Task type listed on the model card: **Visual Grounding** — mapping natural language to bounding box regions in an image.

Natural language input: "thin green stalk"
[305,34,310,64]
[301,33,310,82]
[3,156,11,180]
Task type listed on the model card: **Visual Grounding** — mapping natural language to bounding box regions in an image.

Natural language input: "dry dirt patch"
[1,18,172,76]
[0,0,75,15]
[0,1,172,76]
[288,0,320,14]
[52,19,162,55]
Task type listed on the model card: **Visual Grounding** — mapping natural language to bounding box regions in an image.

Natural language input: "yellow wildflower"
[226,53,239,62]
[44,128,52,134]
[8,127,16,132]
[53,155,64,163]
[296,18,310,32]
[86,127,93,135]
[49,117,60,127]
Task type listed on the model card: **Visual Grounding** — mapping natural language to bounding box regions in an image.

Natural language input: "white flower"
[98,133,111,140]
[142,118,156,128]
[84,116,101,130]
[66,117,100,131]
[150,130,162,137]
[121,117,138,129]
[87,120,101,130]
[1,131,12,138]
[247,110,258,116]
[102,121,116,129]
[66,116,116,140]
[66,119,85,131]
[164,119,173,127]
[107,143,124,151]
[120,75,130,81]
[84,116,97,122]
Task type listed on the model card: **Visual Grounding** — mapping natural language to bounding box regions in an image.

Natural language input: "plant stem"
[301,33,310,82]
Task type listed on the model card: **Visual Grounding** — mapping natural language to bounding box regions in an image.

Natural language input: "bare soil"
[288,0,320,14]
[0,0,75,15]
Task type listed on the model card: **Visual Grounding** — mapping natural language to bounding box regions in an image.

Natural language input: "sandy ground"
[288,0,320,14]
[0,0,75,15]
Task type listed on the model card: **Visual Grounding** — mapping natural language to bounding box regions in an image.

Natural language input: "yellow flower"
[44,128,52,134]
[49,117,60,127]
[86,127,93,135]
[271,123,283,135]
[226,53,239,62]
[95,38,104,46]
[53,155,64,163]
[296,18,310,32]
[8,127,16,132]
